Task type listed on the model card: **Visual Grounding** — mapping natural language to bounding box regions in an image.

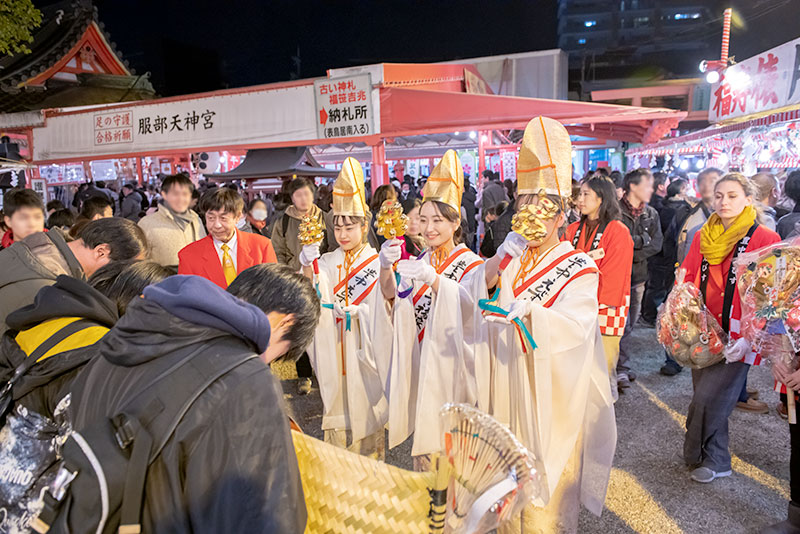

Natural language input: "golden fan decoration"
[376,200,408,240]
[510,197,559,242]
[299,214,326,245]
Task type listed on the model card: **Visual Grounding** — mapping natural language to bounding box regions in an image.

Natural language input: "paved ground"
[274,325,792,534]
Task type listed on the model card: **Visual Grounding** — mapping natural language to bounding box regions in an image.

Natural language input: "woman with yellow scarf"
[679,173,780,484]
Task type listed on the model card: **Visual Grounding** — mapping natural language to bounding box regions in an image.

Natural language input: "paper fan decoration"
[440,404,544,533]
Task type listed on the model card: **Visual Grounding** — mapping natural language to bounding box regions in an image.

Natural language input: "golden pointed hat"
[422,149,463,211]
[333,157,369,217]
[517,116,573,197]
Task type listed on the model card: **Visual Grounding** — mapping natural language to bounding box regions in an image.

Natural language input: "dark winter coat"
[620,201,663,286]
[67,276,306,533]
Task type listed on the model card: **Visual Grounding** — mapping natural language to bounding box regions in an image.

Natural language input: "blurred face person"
[206,207,239,243]
[402,183,411,195]
[291,186,314,214]
[698,170,722,206]
[163,183,193,214]
[95,205,113,220]
[4,206,45,241]
[419,201,459,249]
[629,175,654,205]
[249,200,268,222]
[577,183,602,219]
[407,205,421,236]
[714,179,752,228]
[333,216,365,252]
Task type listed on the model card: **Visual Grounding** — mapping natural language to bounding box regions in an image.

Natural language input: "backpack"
[31,340,258,534]
[0,318,105,534]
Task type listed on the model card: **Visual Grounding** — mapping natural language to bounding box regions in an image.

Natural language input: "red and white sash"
[413,246,483,343]
[333,253,380,307]
[513,250,598,308]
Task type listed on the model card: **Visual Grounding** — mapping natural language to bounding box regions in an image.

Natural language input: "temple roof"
[0,0,153,113]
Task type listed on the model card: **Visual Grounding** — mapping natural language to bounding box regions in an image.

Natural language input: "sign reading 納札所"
[709,36,800,123]
[314,74,374,139]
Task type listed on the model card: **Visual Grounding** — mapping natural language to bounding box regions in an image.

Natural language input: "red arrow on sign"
[319,108,328,126]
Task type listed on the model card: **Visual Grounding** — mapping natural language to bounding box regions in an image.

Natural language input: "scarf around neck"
[160,200,195,233]
[621,194,644,218]
[699,205,757,265]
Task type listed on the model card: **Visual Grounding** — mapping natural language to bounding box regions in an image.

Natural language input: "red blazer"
[178,230,278,288]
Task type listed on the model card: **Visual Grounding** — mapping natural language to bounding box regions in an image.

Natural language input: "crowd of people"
[2,114,800,533]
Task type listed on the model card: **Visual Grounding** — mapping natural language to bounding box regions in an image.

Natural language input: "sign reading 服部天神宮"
[709,36,800,123]
[33,84,320,161]
[313,74,375,140]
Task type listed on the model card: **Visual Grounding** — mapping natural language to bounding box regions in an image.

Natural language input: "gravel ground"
[274,325,792,534]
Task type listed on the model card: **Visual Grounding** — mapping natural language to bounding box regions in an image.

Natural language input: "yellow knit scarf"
[699,205,757,265]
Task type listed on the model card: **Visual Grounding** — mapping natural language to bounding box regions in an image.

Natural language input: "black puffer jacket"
[620,201,663,285]
[67,276,306,534]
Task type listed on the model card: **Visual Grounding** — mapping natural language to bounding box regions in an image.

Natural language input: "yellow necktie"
[220,243,237,286]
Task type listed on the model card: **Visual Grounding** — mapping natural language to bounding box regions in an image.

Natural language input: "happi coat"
[387,244,484,456]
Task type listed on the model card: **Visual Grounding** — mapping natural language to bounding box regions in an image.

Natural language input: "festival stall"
[627,35,800,174]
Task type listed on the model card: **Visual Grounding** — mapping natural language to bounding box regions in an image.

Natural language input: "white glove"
[299,243,321,267]
[333,303,358,319]
[497,231,527,259]
[505,299,533,323]
[724,338,750,363]
[396,259,438,286]
[379,238,403,268]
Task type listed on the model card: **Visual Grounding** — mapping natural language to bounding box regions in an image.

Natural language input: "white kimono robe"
[474,241,616,516]
[387,244,484,456]
[307,245,392,443]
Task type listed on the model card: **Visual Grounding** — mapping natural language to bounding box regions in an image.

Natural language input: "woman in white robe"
[300,158,392,458]
[474,117,616,533]
[380,150,484,466]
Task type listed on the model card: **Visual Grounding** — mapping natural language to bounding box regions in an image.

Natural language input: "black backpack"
[31,340,258,534]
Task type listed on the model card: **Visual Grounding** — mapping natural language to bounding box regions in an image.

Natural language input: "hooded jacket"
[0,276,118,419]
[0,229,84,338]
[67,275,306,534]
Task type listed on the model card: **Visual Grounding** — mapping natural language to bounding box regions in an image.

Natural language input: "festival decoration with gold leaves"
[298,215,326,246]
[510,197,559,242]
[375,200,408,240]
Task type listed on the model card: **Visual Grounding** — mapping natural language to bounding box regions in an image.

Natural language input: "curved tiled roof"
[0,0,131,92]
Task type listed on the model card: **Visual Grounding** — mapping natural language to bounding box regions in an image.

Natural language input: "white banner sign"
[313,74,375,139]
[709,36,800,123]
[33,84,320,161]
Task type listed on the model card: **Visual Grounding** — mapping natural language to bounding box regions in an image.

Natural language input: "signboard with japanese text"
[33,84,319,161]
[313,74,375,139]
[709,36,800,122]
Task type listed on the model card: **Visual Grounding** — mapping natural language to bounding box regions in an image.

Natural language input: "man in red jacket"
[179,188,277,288]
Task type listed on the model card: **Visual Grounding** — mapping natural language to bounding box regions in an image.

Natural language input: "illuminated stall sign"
[709,36,800,123]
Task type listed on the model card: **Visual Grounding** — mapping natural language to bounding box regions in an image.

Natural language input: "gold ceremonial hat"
[333,157,368,217]
[517,116,573,197]
[423,149,463,211]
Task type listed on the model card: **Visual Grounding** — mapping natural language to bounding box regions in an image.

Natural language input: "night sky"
[35,0,800,96]
[89,0,558,95]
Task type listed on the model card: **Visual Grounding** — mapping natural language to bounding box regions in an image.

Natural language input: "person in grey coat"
[121,182,144,222]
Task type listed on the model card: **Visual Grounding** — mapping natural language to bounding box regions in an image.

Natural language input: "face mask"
[236,215,248,229]
[251,209,268,221]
